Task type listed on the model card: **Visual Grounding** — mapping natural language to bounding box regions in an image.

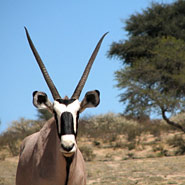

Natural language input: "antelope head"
[25,28,107,157]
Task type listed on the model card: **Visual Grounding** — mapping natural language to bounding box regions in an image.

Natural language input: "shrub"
[93,140,100,147]
[79,146,96,161]
[152,144,168,156]
[79,113,141,141]
[126,142,136,150]
[167,135,185,155]
[113,141,126,149]
[0,118,41,156]
[124,152,135,159]
[0,154,6,161]
[126,126,141,141]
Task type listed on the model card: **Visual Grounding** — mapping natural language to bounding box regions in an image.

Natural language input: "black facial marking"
[56,99,76,106]
[60,112,75,136]
[53,111,60,138]
[75,111,80,138]
[65,156,74,185]
[37,95,47,104]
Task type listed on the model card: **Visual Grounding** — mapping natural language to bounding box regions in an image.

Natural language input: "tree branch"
[161,108,185,133]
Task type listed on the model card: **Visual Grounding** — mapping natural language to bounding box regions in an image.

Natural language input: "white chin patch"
[60,135,76,156]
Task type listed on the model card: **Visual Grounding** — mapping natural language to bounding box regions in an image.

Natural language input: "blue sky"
[0,0,175,132]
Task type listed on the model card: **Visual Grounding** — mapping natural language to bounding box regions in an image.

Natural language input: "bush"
[0,154,6,161]
[167,135,185,155]
[79,113,142,142]
[152,144,168,156]
[0,118,41,156]
[79,146,96,161]
[126,142,136,150]
[93,140,101,147]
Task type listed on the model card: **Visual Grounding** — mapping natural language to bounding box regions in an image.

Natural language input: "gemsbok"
[15,28,107,185]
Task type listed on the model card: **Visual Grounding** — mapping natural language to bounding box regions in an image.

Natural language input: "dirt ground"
[0,155,185,185]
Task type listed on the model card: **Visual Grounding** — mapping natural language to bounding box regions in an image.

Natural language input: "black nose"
[61,143,74,152]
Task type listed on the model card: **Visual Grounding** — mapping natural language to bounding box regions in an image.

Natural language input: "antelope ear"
[80,90,100,113]
[33,91,53,110]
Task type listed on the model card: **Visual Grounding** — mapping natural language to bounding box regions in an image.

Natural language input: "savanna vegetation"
[1,112,185,184]
[108,0,185,133]
[1,111,185,160]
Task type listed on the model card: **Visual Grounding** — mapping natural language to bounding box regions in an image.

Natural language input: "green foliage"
[108,0,185,121]
[125,1,185,41]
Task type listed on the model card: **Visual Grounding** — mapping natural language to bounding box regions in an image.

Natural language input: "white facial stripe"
[54,101,66,113]
[53,100,81,133]
[67,100,81,112]
[54,103,66,134]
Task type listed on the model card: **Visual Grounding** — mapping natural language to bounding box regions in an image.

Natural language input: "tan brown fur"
[16,117,86,185]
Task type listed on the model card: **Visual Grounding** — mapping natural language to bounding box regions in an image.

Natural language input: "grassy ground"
[86,156,185,185]
[1,113,185,184]
[0,157,17,185]
[1,156,185,185]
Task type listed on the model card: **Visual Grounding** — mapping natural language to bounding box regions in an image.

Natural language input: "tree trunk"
[161,108,185,133]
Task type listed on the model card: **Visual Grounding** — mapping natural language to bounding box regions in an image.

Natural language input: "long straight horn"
[25,27,61,100]
[71,32,108,99]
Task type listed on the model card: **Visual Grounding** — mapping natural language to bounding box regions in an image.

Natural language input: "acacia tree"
[108,0,185,132]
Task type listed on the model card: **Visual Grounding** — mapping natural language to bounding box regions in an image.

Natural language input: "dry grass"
[1,156,185,185]
[0,157,17,185]
[87,156,185,185]
[1,113,185,184]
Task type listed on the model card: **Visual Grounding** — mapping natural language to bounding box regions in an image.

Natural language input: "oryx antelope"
[16,28,107,185]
